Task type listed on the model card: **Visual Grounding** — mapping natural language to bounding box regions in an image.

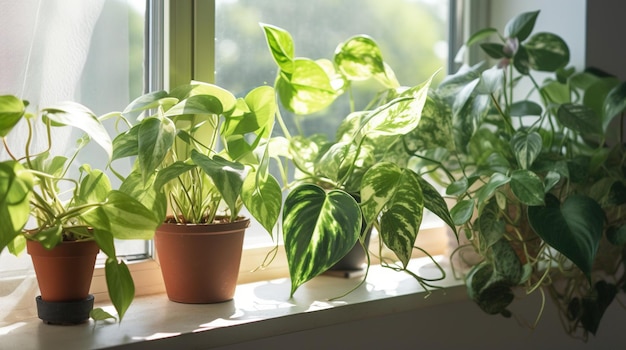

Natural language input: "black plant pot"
[36,294,94,325]
[328,226,372,272]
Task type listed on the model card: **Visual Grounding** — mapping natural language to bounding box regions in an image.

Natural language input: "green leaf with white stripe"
[356,73,434,142]
[528,194,603,279]
[361,162,424,267]
[511,130,542,169]
[282,184,361,296]
[137,115,176,182]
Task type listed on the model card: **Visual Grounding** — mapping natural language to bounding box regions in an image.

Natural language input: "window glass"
[215,0,449,244]
[0,0,149,275]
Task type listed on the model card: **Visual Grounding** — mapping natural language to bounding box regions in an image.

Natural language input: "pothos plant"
[110,82,282,237]
[260,23,456,297]
[420,10,626,339]
[0,95,160,322]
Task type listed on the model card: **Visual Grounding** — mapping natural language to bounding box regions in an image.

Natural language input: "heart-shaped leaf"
[276,58,338,115]
[137,115,176,182]
[335,35,385,81]
[0,161,33,253]
[0,95,25,137]
[242,169,281,237]
[524,32,570,72]
[504,10,539,41]
[510,170,545,206]
[261,23,295,74]
[528,194,604,278]
[105,258,135,322]
[43,102,113,159]
[282,184,361,296]
[511,130,542,169]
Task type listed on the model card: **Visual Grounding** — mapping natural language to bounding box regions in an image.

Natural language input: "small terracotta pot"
[155,217,249,304]
[27,240,99,302]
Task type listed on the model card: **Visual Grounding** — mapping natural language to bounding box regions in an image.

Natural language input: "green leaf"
[509,101,542,116]
[583,77,619,121]
[120,171,167,222]
[357,73,434,141]
[450,199,474,226]
[76,165,111,205]
[261,23,295,74]
[222,86,276,137]
[137,115,176,182]
[527,194,604,278]
[557,103,602,135]
[0,95,25,137]
[466,262,515,316]
[276,58,338,115]
[446,177,469,196]
[122,90,172,120]
[154,161,197,189]
[510,169,545,206]
[105,258,135,322]
[242,169,281,237]
[81,191,159,240]
[378,169,424,268]
[360,163,425,267]
[476,67,503,94]
[282,184,361,296]
[475,173,511,210]
[0,161,33,253]
[112,124,139,161]
[580,281,618,335]
[504,10,539,41]
[477,200,505,250]
[417,176,456,236]
[525,33,570,72]
[603,82,626,132]
[541,80,571,105]
[42,102,112,159]
[191,151,246,220]
[480,43,506,59]
[511,130,542,169]
[93,228,116,259]
[466,27,498,47]
[164,94,227,117]
[334,35,385,81]
[90,308,117,322]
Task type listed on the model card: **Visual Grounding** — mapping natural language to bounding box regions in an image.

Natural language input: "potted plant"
[260,24,457,297]
[110,81,282,303]
[418,11,626,339]
[0,95,160,324]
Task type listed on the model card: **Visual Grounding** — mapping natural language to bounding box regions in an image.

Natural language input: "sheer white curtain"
[0,0,105,325]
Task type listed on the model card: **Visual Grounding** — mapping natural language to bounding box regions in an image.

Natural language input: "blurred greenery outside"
[215,0,448,139]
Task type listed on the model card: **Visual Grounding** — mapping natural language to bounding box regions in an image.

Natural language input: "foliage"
[0,95,161,321]
[261,24,456,296]
[421,10,626,339]
[111,82,282,236]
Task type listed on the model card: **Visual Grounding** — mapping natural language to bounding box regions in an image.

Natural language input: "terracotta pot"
[27,240,99,302]
[155,217,249,304]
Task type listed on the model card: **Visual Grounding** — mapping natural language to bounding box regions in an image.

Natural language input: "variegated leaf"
[282,184,361,296]
[361,162,424,267]
[356,72,435,141]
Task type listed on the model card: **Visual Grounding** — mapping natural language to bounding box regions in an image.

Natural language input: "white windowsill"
[1,256,466,350]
